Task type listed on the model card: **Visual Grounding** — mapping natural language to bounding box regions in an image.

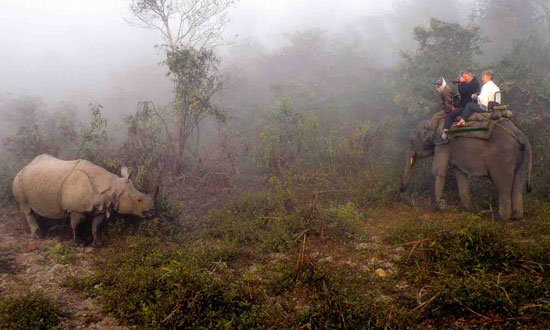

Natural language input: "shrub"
[67,237,249,329]
[387,215,550,324]
[48,244,78,265]
[203,191,364,252]
[0,293,65,330]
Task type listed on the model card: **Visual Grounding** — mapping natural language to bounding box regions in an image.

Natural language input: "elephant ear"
[421,126,435,146]
[423,121,432,130]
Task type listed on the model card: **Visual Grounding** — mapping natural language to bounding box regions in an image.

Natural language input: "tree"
[166,48,225,169]
[128,0,236,51]
[128,0,235,172]
[76,104,108,160]
[471,0,550,60]
[397,18,484,117]
[532,0,550,31]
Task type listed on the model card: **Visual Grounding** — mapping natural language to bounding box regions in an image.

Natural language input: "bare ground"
[0,173,262,329]
[0,206,127,329]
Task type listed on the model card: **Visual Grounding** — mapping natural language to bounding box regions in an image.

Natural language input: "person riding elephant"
[431,78,456,130]
[458,70,501,126]
[400,118,532,221]
[457,71,480,108]
[442,70,498,138]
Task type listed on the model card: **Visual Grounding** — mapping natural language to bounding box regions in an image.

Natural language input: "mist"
[1,1,550,327]
[0,0,473,115]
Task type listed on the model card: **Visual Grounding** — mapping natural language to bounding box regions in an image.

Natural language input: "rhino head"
[115,166,156,218]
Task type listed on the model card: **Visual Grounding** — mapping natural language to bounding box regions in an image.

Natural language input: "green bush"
[204,191,298,252]
[204,191,364,252]
[67,237,248,329]
[388,215,550,324]
[0,293,65,330]
[270,260,415,329]
[68,235,415,329]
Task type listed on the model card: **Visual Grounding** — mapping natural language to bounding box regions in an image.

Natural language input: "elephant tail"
[508,120,532,193]
[524,139,532,193]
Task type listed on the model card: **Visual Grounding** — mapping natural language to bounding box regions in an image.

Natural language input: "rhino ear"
[120,166,130,180]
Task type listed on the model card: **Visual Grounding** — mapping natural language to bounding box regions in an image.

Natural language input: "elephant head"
[400,120,436,192]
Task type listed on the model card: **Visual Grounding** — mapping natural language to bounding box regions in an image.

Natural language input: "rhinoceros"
[12,154,156,246]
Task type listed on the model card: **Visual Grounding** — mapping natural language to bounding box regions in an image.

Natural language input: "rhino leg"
[26,212,44,239]
[92,213,105,247]
[70,213,86,247]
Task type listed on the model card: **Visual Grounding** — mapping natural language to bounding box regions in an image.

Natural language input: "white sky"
[0,0,392,103]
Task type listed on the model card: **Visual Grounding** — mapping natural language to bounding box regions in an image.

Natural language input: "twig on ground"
[452,296,492,321]
[413,291,441,311]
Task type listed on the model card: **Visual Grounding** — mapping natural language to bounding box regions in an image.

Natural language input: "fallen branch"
[413,291,441,311]
[453,297,492,321]
[397,238,433,247]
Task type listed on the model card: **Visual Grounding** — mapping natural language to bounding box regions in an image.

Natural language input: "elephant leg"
[92,213,105,247]
[432,174,447,210]
[26,212,43,239]
[70,213,86,247]
[454,169,471,210]
[512,171,525,220]
[432,146,450,210]
[492,172,513,221]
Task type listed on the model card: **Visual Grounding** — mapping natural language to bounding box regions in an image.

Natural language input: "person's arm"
[462,81,475,101]
[477,84,489,110]
[443,89,455,112]
[458,82,466,95]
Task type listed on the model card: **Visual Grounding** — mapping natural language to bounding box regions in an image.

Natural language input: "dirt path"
[0,206,126,329]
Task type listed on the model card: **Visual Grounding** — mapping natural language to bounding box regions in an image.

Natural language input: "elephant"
[400,119,532,220]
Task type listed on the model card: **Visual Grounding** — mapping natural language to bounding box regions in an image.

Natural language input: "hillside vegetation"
[1,0,549,328]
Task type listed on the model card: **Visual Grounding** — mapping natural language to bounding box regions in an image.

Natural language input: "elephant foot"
[458,203,472,212]
[512,210,525,221]
[73,239,87,248]
[431,199,447,212]
[493,212,512,222]
[92,238,104,248]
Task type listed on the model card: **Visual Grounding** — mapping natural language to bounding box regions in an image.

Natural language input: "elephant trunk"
[400,150,417,192]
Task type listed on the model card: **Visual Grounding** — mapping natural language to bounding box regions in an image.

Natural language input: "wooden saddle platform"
[434,108,514,144]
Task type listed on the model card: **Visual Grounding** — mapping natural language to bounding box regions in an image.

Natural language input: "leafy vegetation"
[48,244,78,265]
[387,212,550,327]
[0,293,65,330]
[66,196,550,329]
[3,0,550,328]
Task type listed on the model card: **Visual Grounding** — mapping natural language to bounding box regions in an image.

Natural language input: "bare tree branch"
[128,0,236,50]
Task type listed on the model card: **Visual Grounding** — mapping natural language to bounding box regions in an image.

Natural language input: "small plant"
[48,244,78,265]
[388,215,550,325]
[67,237,249,329]
[0,292,65,330]
[76,103,108,160]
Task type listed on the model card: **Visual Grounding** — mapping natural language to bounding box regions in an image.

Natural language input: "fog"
[0,0,472,114]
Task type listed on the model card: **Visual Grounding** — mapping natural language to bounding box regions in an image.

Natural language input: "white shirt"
[477,80,501,110]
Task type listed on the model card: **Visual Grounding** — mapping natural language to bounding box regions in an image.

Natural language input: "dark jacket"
[440,86,455,113]
[458,77,480,108]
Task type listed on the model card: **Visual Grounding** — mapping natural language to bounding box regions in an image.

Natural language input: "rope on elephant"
[494,119,522,145]
[470,114,522,145]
